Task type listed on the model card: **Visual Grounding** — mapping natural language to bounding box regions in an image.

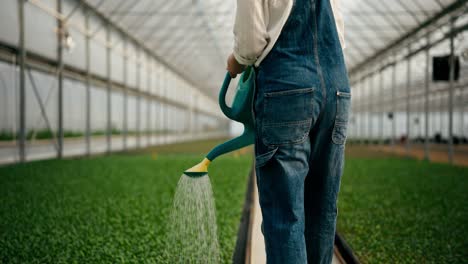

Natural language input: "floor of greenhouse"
[369,143,468,167]
[248,174,345,264]
[0,132,226,165]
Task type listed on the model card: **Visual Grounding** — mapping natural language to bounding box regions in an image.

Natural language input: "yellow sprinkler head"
[184,158,211,178]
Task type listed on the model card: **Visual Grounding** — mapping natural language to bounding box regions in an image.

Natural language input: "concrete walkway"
[248,174,345,264]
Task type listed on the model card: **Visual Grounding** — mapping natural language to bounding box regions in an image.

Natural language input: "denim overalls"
[254,0,351,263]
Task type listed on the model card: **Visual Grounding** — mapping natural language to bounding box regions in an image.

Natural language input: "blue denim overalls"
[254,0,351,263]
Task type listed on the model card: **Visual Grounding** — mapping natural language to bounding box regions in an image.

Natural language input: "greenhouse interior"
[0,0,467,263]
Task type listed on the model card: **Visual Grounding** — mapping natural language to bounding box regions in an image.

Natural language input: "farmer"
[226,0,350,263]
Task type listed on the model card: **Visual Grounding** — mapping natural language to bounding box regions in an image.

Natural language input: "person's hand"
[226,53,245,78]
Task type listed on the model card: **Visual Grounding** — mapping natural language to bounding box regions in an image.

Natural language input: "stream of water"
[165,174,220,263]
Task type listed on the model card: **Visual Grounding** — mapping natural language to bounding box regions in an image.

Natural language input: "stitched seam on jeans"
[264,132,309,147]
[263,119,312,127]
[264,87,315,97]
[335,121,347,126]
[332,127,346,145]
[255,147,278,168]
[311,1,327,115]
[332,126,346,145]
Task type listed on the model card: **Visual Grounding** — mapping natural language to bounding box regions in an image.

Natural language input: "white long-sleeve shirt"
[233,0,345,66]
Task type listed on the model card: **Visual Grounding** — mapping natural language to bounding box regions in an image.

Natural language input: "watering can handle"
[219,73,233,119]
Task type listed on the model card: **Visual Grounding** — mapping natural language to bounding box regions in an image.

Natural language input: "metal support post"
[391,55,397,149]
[164,69,168,144]
[136,48,141,149]
[123,40,128,151]
[368,72,373,144]
[18,0,26,162]
[439,92,443,137]
[361,76,366,145]
[459,90,464,140]
[146,55,151,146]
[106,22,112,153]
[406,45,412,155]
[354,79,359,141]
[57,0,64,159]
[448,18,455,164]
[424,35,431,160]
[151,63,156,145]
[379,68,384,145]
[433,104,436,140]
[155,65,159,141]
[462,104,466,141]
[85,8,91,156]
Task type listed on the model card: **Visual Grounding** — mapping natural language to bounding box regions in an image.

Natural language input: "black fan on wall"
[432,55,460,82]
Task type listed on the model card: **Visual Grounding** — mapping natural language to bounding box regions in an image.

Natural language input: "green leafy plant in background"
[0,131,15,141]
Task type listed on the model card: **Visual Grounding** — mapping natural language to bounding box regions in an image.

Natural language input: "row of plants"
[338,154,467,263]
[0,139,252,263]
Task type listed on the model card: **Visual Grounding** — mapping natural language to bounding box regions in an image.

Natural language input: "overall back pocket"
[261,87,316,147]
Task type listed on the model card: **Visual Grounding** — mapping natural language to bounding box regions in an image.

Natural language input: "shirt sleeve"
[331,0,346,49]
[233,0,269,65]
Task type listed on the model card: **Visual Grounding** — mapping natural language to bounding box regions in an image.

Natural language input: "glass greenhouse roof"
[340,0,461,72]
[84,0,462,96]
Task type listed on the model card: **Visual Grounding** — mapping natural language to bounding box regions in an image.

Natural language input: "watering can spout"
[184,67,256,178]
[206,126,254,161]
[184,158,211,178]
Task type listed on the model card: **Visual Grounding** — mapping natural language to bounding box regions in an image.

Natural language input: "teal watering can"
[184,66,256,177]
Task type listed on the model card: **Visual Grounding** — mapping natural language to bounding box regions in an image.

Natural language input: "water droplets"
[165,174,220,263]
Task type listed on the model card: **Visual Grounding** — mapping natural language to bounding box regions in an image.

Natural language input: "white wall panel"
[138,56,146,92]
[0,61,18,132]
[63,0,86,70]
[127,95,137,131]
[111,91,124,130]
[140,99,148,132]
[90,85,106,131]
[25,69,58,131]
[25,0,57,60]
[126,42,137,88]
[110,31,124,83]
[89,16,106,78]
[63,78,85,131]
[0,0,19,47]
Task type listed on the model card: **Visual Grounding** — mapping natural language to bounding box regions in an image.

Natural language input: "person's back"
[258,0,319,91]
[227,1,351,263]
